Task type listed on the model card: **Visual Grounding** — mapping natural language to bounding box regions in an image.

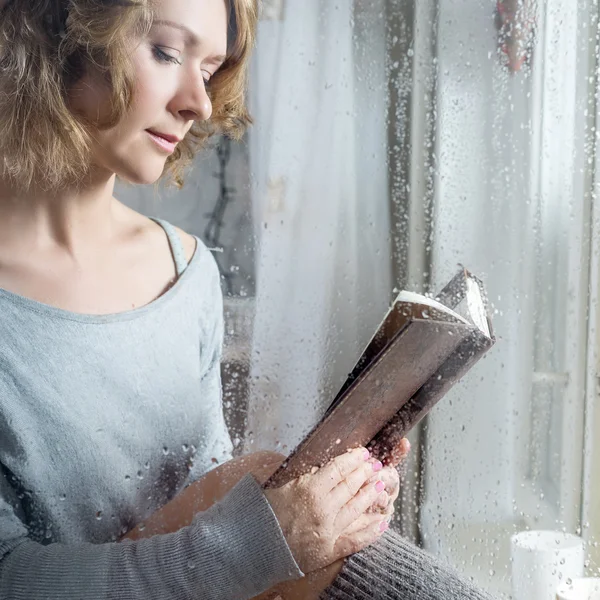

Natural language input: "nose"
[176,71,213,123]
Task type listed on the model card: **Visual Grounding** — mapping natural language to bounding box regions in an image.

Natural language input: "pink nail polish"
[363,449,371,461]
[379,521,389,533]
[375,480,386,493]
[372,460,383,472]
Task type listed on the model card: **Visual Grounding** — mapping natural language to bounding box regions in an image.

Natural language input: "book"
[264,267,495,489]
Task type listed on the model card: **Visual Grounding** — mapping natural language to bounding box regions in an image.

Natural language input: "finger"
[372,499,396,521]
[314,447,371,492]
[384,498,396,519]
[329,458,383,510]
[335,478,386,532]
[368,490,390,512]
[371,432,411,466]
[378,466,400,501]
[334,515,389,558]
[341,509,386,535]
[387,437,411,467]
[366,466,398,497]
[379,490,391,508]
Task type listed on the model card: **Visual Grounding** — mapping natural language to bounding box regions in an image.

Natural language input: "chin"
[114,159,168,186]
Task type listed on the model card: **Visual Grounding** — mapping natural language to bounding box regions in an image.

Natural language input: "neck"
[0,168,121,255]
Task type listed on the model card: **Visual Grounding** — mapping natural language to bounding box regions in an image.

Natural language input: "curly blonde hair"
[0,0,257,192]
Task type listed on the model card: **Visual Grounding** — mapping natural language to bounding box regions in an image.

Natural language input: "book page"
[466,278,491,337]
[395,291,471,325]
[450,279,491,337]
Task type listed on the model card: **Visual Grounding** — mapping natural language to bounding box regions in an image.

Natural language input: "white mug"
[511,531,585,600]
[556,578,600,600]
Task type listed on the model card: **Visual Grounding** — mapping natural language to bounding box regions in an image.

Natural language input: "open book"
[264,267,495,488]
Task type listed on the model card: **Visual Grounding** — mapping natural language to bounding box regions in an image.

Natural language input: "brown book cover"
[264,267,495,489]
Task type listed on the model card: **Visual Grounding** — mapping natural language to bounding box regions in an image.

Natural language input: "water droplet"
[187,560,195,569]
[124,474,131,481]
[137,470,144,480]
[182,444,189,452]
[162,446,169,455]
[59,493,66,501]
[96,511,103,520]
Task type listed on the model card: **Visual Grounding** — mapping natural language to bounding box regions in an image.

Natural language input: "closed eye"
[152,45,182,66]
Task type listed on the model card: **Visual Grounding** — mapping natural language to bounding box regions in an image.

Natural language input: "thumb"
[335,514,389,558]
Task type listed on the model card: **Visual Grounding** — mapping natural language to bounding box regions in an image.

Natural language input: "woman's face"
[69,0,228,185]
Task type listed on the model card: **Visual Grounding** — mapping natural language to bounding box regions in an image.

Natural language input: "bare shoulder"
[172,225,197,264]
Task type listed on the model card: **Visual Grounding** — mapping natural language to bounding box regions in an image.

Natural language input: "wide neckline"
[0,236,202,325]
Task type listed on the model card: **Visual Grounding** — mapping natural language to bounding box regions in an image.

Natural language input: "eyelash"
[152,46,181,66]
[152,45,212,87]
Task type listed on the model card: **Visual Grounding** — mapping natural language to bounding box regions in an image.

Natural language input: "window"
[121,0,600,595]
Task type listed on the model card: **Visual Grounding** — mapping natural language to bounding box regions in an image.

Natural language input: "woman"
[0,0,495,598]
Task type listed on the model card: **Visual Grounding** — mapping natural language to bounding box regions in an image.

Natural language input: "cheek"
[130,51,175,117]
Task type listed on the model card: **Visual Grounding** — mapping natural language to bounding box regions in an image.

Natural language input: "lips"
[146,130,180,154]
[146,130,181,144]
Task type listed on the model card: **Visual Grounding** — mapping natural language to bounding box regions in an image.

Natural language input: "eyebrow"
[152,19,227,63]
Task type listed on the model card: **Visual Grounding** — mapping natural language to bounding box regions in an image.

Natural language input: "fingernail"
[379,521,389,533]
[372,460,383,472]
[363,449,371,460]
[375,480,386,493]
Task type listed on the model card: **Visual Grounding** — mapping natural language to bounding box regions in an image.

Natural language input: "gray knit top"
[0,219,303,599]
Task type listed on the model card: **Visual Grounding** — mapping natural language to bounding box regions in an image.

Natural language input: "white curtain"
[417,0,593,593]
[420,0,536,538]
[244,0,392,453]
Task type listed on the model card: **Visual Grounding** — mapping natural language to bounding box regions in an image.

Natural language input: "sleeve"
[185,246,233,485]
[0,472,303,600]
[184,357,234,484]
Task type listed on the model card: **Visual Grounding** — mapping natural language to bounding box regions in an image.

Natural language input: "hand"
[263,447,389,574]
[370,430,411,467]
[367,437,411,519]
[368,463,399,518]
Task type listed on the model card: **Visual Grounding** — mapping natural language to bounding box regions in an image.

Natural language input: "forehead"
[151,0,229,54]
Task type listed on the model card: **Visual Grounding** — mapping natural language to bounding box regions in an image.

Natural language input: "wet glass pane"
[117,0,599,595]
[1,0,600,598]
